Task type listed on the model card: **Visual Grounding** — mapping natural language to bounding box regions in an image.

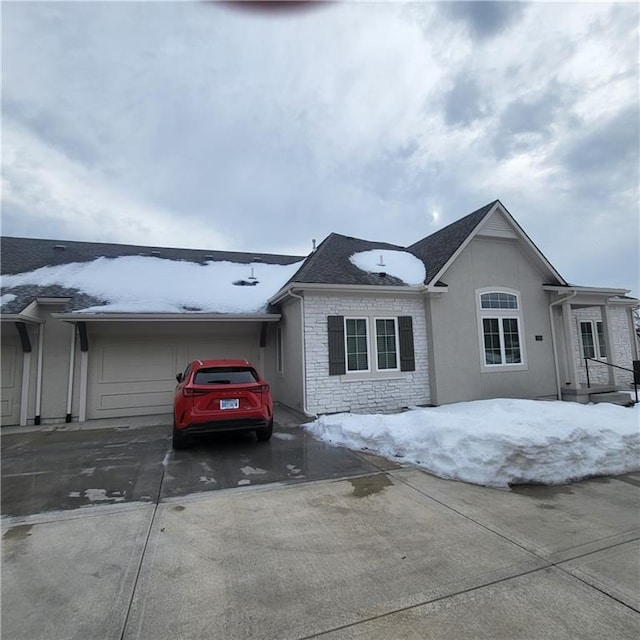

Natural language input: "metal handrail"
[584,357,638,403]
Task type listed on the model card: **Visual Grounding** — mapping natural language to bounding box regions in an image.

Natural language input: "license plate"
[220,399,239,410]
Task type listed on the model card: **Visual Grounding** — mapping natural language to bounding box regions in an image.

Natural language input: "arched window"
[477,289,526,368]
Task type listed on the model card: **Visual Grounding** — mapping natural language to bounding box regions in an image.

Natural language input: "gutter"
[34,323,45,425]
[269,282,448,306]
[283,289,316,419]
[51,313,282,323]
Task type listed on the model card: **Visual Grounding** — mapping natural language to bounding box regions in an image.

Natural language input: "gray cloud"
[1,1,638,298]
[563,105,639,175]
[440,1,525,40]
[443,73,486,127]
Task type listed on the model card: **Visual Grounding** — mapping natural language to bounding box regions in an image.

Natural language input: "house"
[1,200,638,427]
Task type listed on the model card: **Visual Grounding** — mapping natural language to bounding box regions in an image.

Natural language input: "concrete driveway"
[2,408,639,639]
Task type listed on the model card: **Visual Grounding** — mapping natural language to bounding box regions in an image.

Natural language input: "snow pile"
[1,256,304,314]
[350,250,425,286]
[306,399,640,487]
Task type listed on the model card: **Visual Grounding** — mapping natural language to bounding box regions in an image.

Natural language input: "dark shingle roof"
[287,233,408,286]
[0,236,303,314]
[0,236,302,276]
[408,200,497,284]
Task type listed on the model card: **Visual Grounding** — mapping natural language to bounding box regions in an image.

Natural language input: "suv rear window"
[193,367,259,384]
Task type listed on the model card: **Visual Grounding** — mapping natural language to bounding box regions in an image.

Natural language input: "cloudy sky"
[2,1,639,296]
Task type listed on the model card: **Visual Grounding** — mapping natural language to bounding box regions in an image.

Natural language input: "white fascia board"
[269,282,430,304]
[543,285,630,296]
[50,313,282,323]
[36,297,73,305]
[430,201,567,287]
[0,313,43,324]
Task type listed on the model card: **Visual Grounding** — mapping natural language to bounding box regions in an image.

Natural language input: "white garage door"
[86,323,261,420]
[1,334,23,426]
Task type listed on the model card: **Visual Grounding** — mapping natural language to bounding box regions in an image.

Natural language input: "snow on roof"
[1,256,305,314]
[349,249,426,286]
[306,399,640,488]
[0,293,17,308]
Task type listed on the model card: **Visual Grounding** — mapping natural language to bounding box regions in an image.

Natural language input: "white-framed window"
[275,326,283,374]
[345,318,370,372]
[375,318,400,371]
[343,317,402,373]
[328,315,415,376]
[477,289,526,369]
[580,320,607,359]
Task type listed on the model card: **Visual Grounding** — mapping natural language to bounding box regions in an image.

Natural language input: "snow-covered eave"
[269,282,448,305]
[51,312,282,323]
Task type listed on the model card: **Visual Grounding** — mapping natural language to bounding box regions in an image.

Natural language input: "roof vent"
[312,239,317,252]
[54,244,66,251]
[253,257,264,263]
[248,266,257,282]
[377,254,386,267]
[150,250,161,256]
[204,255,215,261]
[233,279,259,287]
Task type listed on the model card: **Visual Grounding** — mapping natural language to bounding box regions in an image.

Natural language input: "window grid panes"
[376,319,398,370]
[480,292,518,309]
[502,318,521,363]
[580,322,596,359]
[483,318,502,364]
[482,317,522,365]
[346,318,369,371]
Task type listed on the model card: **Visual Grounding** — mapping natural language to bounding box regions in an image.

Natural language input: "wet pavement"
[1,414,384,518]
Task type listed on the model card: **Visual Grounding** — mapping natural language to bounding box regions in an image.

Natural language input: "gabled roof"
[408,199,567,286]
[286,233,408,287]
[408,200,497,284]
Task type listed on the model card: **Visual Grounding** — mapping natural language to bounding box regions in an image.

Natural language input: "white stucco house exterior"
[1,200,638,426]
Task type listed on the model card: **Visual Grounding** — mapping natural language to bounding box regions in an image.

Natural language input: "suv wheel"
[172,422,189,450]
[256,419,273,442]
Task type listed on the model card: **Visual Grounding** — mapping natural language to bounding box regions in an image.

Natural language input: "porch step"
[589,391,635,407]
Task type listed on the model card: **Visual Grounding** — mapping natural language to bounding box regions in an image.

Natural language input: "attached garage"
[74,319,271,421]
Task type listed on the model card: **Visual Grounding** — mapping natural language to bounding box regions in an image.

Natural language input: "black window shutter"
[398,316,415,372]
[327,316,346,375]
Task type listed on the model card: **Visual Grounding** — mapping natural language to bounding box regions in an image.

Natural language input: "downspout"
[34,322,45,425]
[549,291,577,400]
[287,289,315,418]
[65,324,77,423]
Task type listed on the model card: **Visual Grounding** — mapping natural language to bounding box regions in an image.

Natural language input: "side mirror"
[176,373,183,383]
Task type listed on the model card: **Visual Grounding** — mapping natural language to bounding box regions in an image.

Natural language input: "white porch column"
[562,301,578,388]
[602,304,616,385]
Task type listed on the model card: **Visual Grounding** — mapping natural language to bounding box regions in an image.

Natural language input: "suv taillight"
[183,388,209,397]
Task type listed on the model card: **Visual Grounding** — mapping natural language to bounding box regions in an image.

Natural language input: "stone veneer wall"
[303,294,430,414]
[572,306,634,387]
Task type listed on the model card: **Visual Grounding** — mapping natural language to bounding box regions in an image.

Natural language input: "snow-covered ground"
[305,399,640,488]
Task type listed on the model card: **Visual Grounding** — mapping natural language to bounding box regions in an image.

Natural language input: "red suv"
[172,359,274,449]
